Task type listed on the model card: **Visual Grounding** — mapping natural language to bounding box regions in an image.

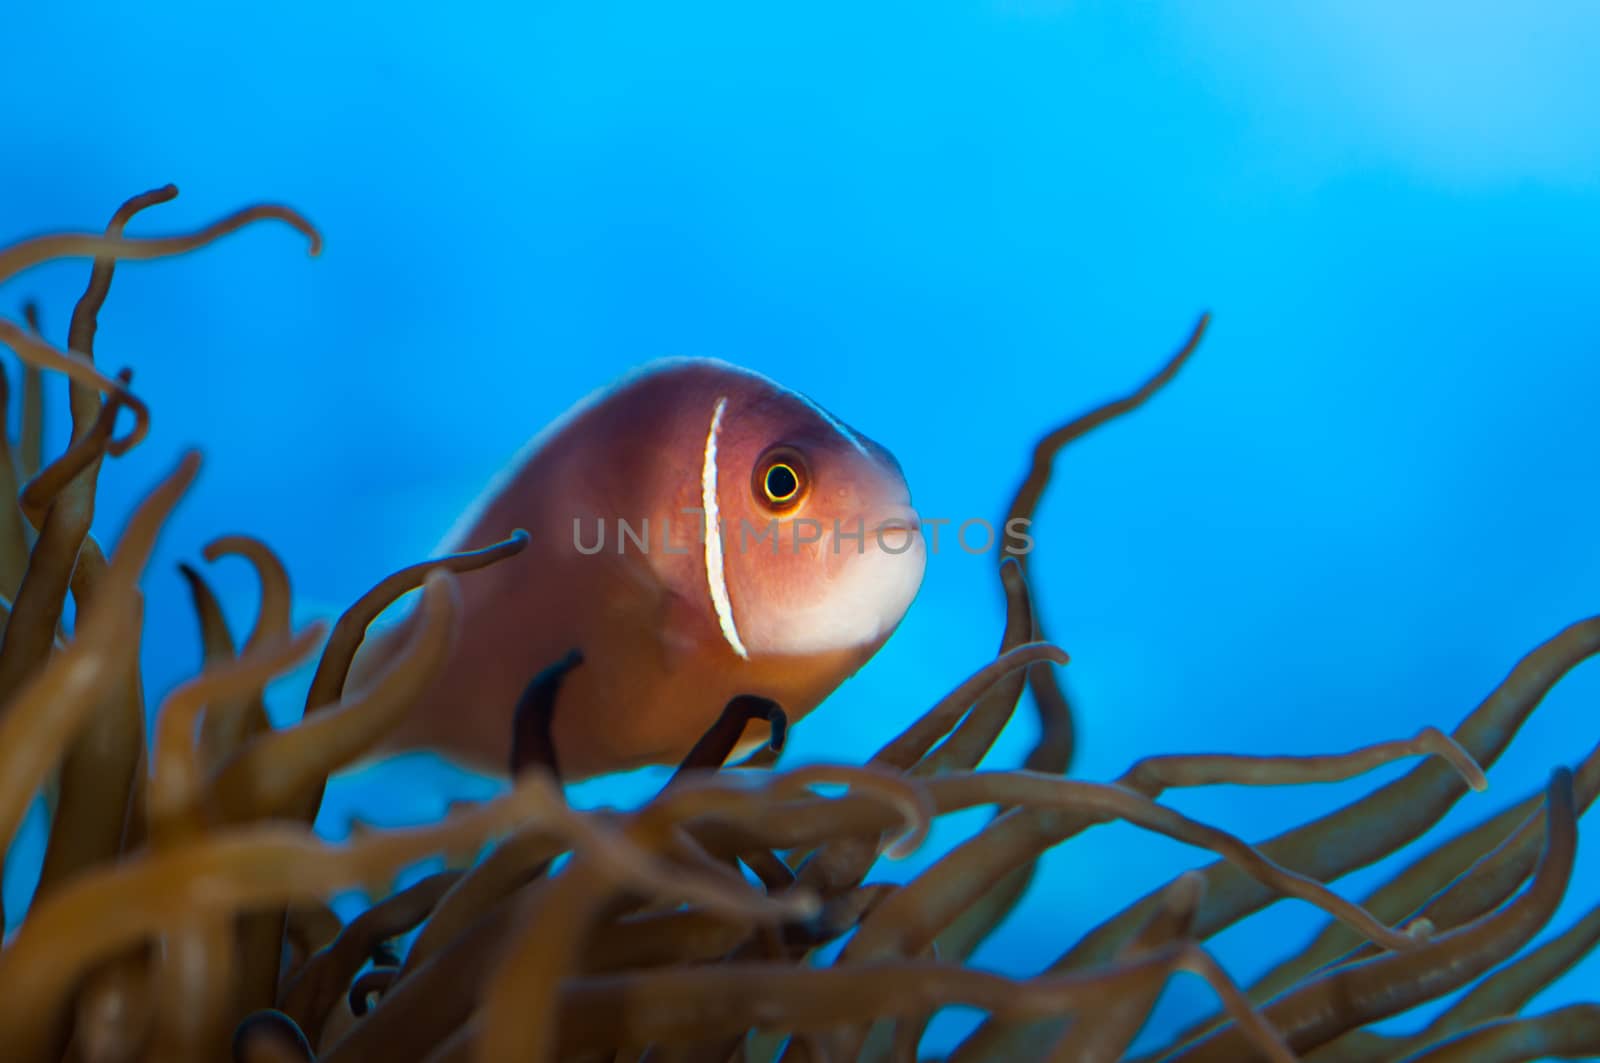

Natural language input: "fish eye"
[766,463,799,501]
[753,447,808,511]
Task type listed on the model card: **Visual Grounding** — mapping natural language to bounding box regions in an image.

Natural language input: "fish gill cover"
[0,199,1594,1062]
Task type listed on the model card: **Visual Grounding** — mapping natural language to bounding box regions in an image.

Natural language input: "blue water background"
[4,2,1599,1053]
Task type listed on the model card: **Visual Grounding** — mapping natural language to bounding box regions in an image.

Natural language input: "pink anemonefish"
[353,357,925,780]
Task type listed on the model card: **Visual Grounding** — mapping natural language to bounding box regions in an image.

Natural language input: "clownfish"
[355,357,925,780]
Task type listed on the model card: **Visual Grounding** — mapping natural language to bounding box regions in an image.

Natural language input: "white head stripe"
[701,397,749,659]
[796,393,872,460]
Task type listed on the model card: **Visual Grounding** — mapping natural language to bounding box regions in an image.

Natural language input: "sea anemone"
[0,189,1596,1063]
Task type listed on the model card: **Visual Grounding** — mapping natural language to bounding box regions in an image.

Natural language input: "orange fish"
[357,358,925,779]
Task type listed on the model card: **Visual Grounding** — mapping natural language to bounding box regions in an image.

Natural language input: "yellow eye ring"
[752,448,808,512]
[765,462,800,503]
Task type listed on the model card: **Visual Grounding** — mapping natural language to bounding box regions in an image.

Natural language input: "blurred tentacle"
[296,529,529,821]
[144,627,325,1063]
[1048,873,1207,1063]
[829,768,1424,1060]
[280,870,463,1043]
[18,302,44,483]
[173,556,295,1024]
[1408,899,1600,1051]
[958,615,1600,1057]
[1393,1004,1600,1063]
[1344,738,1600,972]
[1168,767,1578,1062]
[843,750,1486,968]
[506,944,1293,1062]
[0,360,29,598]
[196,534,294,767]
[887,319,1213,1063]
[232,1009,316,1063]
[917,558,1036,777]
[0,452,199,853]
[475,856,615,1063]
[0,319,148,455]
[398,822,566,976]
[793,642,1069,899]
[999,312,1212,778]
[670,695,787,783]
[872,643,1069,772]
[510,647,582,780]
[1161,789,1546,1056]
[147,626,327,841]
[176,562,246,750]
[0,203,321,284]
[0,372,131,708]
[0,775,566,1059]
[212,570,462,823]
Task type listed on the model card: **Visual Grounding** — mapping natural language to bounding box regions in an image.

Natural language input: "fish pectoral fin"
[653,586,713,672]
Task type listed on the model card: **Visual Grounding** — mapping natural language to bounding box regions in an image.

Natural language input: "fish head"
[699,376,926,663]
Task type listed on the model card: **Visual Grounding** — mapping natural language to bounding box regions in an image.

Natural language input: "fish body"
[359,358,925,779]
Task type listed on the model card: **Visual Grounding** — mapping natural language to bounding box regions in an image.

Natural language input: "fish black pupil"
[766,463,798,501]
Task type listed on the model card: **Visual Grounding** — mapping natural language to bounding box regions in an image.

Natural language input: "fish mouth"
[875,505,921,535]
[869,506,923,556]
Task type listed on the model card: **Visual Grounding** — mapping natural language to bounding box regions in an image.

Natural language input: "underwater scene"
[2,2,1598,1061]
